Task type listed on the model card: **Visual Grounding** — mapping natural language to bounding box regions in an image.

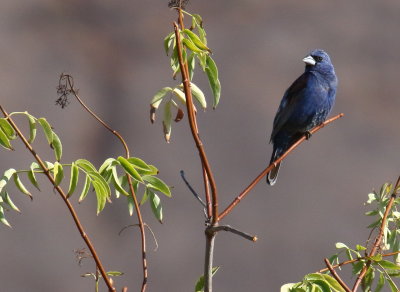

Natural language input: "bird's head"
[303,49,335,76]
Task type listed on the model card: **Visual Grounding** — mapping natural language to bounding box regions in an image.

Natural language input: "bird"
[267,49,338,186]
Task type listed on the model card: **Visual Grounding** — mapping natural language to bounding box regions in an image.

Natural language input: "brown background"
[1,1,400,291]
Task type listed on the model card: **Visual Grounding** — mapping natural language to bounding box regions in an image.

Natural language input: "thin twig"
[180,170,207,208]
[209,225,257,242]
[324,258,352,292]
[218,113,344,221]
[119,223,159,252]
[352,176,400,291]
[0,105,116,292]
[59,74,148,292]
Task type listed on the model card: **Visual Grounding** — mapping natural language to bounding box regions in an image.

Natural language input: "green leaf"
[0,168,16,193]
[0,118,16,139]
[183,29,210,52]
[78,175,91,203]
[0,128,13,150]
[163,100,172,143]
[362,267,374,291]
[106,271,124,277]
[38,118,53,145]
[205,56,221,109]
[27,114,37,143]
[140,187,149,205]
[127,157,152,171]
[188,53,196,80]
[114,175,128,198]
[118,156,143,182]
[182,37,203,53]
[163,31,175,56]
[335,242,349,249]
[51,133,62,161]
[356,244,367,251]
[53,162,64,186]
[27,163,40,191]
[112,167,129,197]
[320,274,345,292]
[13,172,32,199]
[190,82,207,109]
[374,273,385,292]
[280,283,297,292]
[198,26,207,46]
[143,175,171,197]
[172,88,186,104]
[0,204,11,228]
[151,87,172,108]
[352,261,364,275]
[75,159,97,173]
[304,274,324,281]
[1,190,20,212]
[312,280,331,292]
[67,163,79,198]
[378,260,400,270]
[149,190,163,223]
[386,276,399,292]
[195,266,219,292]
[93,180,107,214]
[127,192,134,216]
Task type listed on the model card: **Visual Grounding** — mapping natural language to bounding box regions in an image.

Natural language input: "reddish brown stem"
[324,258,352,292]
[0,105,116,292]
[203,164,212,218]
[218,113,344,221]
[173,22,219,223]
[352,176,400,291]
[63,75,148,292]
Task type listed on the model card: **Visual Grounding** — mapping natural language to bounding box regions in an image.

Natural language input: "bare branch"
[324,258,352,292]
[208,225,257,242]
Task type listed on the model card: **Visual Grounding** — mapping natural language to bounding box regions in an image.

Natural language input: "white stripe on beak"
[303,55,316,66]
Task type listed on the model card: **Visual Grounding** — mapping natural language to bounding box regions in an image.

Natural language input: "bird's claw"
[305,131,312,140]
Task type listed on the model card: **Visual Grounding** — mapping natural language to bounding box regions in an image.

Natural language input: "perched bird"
[267,49,338,186]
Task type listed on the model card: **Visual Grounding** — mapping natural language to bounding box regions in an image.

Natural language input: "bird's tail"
[266,148,282,186]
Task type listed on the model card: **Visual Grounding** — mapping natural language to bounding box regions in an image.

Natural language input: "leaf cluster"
[151,11,221,142]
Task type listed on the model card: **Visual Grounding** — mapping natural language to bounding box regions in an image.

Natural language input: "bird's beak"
[303,55,316,66]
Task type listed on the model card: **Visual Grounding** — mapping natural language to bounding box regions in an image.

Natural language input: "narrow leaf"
[67,163,79,198]
[0,204,11,228]
[143,175,171,197]
[151,87,172,107]
[182,38,203,53]
[1,190,20,212]
[0,168,16,193]
[172,88,186,104]
[117,156,143,182]
[53,162,64,186]
[93,180,107,214]
[374,273,385,292]
[320,274,346,292]
[27,168,40,191]
[13,173,32,199]
[38,118,53,145]
[0,128,13,150]
[127,157,152,171]
[163,100,172,143]
[378,260,400,270]
[127,192,134,216]
[149,190,163,223]
[190,82,207,109]
[112,167,129,197]
[27,114,37,143]
[0,118,16,139]
[188,53,196,80]
[163,32,175,56]
[140,187,149,205]
[78,175,91,203]
[205,55,221,109]
[51,133,62,161]
[183,29,210,52]
[75,159,97,173]
[195,266,220,292]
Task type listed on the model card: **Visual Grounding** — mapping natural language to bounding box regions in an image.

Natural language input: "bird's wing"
[270,72,313,141]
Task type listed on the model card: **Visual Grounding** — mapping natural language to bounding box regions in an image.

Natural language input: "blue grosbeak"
[267,49,338,185]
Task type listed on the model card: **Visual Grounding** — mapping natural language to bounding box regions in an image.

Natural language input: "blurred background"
[1,0,400,291]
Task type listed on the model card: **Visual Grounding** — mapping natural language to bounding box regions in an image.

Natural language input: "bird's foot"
[305,131,312,140]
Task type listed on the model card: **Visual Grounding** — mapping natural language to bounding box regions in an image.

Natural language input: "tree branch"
[208,225,257,242]
[0,105,116,292]
[324,258,352,292]
[218,113,344,221]
[352,176,400,291]
[58,74,148,292]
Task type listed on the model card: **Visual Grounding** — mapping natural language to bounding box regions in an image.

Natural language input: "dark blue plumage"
[267,49,337,186]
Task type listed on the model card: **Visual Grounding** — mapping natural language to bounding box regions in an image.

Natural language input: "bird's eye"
[313,56,323,62]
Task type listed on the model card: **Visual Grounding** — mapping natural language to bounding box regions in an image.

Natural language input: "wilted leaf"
[163,100,172,143]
